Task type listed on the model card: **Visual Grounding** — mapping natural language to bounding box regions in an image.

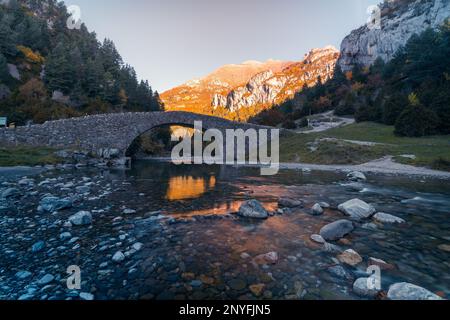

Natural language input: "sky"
[63,0,377,92]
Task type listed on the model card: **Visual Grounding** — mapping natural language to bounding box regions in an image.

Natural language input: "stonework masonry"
[0,112,274,159]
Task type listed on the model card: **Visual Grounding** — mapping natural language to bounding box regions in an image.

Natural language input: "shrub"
[282,119,297,129]
[298,118,309,128]
[382,93,408,125]
[17,45,45,64]
[355,105,382,122]
[394,103,439,137]
[334,103,355,116]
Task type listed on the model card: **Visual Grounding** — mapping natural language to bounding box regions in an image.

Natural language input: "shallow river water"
[0,160,449,300]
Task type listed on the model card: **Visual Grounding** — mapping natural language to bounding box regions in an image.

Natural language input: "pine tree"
[395,95,439,137]
[100,39,123,76]
[382,93,408,125]
[84,57,105,98]
[0,53,9,82]
[0,19,17,57]
[153,91,164,111]
[430,86,450,134]
[102,71,120,105]
[44,42,77,94]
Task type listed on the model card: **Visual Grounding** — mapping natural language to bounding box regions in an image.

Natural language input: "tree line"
[0,0,163,125]
[252,21,450,137]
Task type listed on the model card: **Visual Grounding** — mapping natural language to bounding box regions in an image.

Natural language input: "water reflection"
[166,176,216,201]
[169,200,278,218]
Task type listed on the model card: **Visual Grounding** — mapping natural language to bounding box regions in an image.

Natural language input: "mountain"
[338,0,450,72]
[161,47,339,121]
[212,47,339,114]
[0,0,162,125]
[161,59,293,119]
[256,0,450,137]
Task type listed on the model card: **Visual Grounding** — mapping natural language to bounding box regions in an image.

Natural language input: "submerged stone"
[320,220,354,241]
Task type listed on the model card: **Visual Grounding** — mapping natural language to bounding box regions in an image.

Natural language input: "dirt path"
[295,111,355,134]
[279,156,450,179]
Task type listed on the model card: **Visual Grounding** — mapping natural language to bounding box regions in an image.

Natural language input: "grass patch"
[280,122,450,170]
[303,140,385,165]
[0,147,61,167]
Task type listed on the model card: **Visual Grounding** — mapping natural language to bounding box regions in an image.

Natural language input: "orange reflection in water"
[169,200,279,218]
[166,176,216,201]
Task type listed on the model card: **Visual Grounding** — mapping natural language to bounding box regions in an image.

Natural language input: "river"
[0,160,449,300]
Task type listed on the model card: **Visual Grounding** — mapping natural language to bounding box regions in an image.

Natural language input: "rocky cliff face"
[162,47,339,120]
[161,59,293,117]
[211,46,339,112]
[339,0,450,71]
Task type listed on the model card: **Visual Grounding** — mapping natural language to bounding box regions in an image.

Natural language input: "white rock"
[112,251,125,263]
[132,242,143,251]
[310,234,326,244]
[240,252,251,259]
[7,64,21,80]
[37,274,54,285]
[16,271,32,280]
[79,292,94,300]
[68,211,92,226]
[373,212,405,224]
[387,282,443,300]
[311,203,324,215]
[347,171,367,181]
[60,232,72,240]
[338,199,376,220]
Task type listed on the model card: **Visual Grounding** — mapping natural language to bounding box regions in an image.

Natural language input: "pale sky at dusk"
[63,0,377,92]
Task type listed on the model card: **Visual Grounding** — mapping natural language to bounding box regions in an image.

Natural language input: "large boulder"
[238,200,268,219]
[320,220,354,241]
[338,199,376,220]
[39,196,72,212]
[69,211,92,226]
[387,283,443,300]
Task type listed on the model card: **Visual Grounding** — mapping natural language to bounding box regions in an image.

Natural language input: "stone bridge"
[0,111,276,159]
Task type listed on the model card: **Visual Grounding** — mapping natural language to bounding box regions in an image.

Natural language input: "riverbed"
[0,160,449,300]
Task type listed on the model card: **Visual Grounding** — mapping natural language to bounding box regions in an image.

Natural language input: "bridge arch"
[0,112,274,160]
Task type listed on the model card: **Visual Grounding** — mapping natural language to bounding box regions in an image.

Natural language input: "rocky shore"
[0,165,448,300]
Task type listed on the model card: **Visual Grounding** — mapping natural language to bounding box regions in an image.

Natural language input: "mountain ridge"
[161,47,339,121]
